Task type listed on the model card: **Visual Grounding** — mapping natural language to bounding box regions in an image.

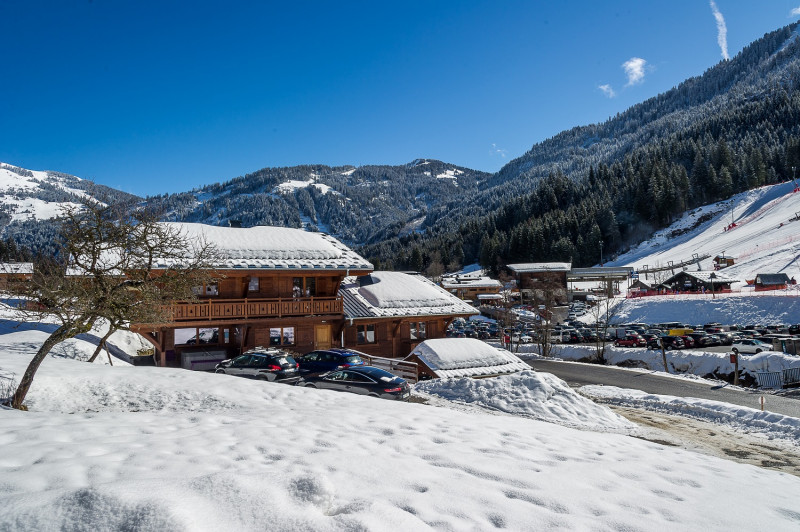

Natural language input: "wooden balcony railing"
[162,296,343,323]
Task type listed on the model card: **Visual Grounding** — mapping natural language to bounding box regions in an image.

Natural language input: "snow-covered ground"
[582,385,800,445]
[4,320,800,529]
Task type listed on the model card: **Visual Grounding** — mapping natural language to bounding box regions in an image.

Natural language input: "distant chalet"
[131,223,476,368]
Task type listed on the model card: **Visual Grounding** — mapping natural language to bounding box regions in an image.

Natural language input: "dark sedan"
[298,366,411,400]
[295,348,365,376]
[215,349,299,382]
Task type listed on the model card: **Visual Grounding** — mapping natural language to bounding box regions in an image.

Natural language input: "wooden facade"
[341,316,452,359]
[134,269,365,368]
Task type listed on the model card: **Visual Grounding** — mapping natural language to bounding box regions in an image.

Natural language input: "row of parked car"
[609,322,783,352]
[213,347,411,400]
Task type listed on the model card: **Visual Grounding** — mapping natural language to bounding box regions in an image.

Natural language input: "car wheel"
[755,349,762,353]
[215,369,226,374]
[368,393,380,398]
[732,348,738,354]
[304,383,317,388]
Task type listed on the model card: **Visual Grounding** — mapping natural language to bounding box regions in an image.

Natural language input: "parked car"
[511,332,533,343]
[716,332,735,346]
[215,348,299,381]
[688,332,718,347]
[680,335,695,348]
[614,334,646,348]
[647,335,685,350]
[579,328,598,342]
[732,339,772,354]
[295,348,365,376]
[298,366,411,400]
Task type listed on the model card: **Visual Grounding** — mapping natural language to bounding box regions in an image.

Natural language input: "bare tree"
[4,201,216,410]
[528,278,565,358]
[589,295,623,363]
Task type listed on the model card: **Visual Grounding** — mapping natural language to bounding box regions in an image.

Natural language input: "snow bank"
[511,342,800,380]
[409,338,529,378]
[582,385,800,444]
[415,370,633,430]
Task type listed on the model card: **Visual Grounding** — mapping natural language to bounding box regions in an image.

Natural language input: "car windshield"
[344,355,362,364]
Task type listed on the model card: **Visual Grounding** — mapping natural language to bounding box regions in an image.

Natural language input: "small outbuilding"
[405,338,529,380]
[754,273,791,291]
[713,254,735,269]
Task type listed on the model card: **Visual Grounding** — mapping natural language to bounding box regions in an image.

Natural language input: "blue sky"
[2,1,800,196]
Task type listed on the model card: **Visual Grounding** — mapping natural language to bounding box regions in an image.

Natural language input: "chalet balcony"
[162,296,343,323]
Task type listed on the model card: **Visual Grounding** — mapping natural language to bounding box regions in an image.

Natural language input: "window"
[248,276,259,292]
[357,324,376,344]
[191,283,219,296]
[292,277,317,298]
[410,322,426,340]
[269,326,295,346]
[175,327,220,345]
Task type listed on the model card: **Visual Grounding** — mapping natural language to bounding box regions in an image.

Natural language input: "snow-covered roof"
[154,223,372,271]
[507,262,571,273]
[679,270,740,283]
[407,338,529,378]
[0,262,33,275]
[340,271,478,319]
[441,277,502,289]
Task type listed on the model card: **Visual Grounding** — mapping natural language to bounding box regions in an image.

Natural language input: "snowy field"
[3,323,800,529]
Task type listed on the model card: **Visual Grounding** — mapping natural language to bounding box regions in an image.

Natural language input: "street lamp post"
[709,272,717,299]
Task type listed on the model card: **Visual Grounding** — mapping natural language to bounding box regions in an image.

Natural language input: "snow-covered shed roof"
[340,271,478,319]
[407,338,529,378]
[507,262,571,273]
[0,262,33,275]
[153,223,373,271]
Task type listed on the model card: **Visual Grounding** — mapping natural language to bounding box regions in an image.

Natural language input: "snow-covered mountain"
[0,162,140,255]
[143,159,491,246]
[0,162,140,222]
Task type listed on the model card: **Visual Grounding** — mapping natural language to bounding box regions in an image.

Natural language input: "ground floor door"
[314,325,332,350]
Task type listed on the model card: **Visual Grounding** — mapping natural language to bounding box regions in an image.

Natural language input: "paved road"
[527,359,800,419]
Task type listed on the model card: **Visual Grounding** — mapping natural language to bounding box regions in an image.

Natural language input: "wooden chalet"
[339,271,478,358]
[506,262,570,305]
[0,262,33,289]
[130,224,478,369]
[131,224,373,368]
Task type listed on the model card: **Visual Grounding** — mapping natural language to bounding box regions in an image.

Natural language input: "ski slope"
[608,181,800,283]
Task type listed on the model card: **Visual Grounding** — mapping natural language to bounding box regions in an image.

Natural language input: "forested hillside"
[143,160,490,246]
[360,23,800,274]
